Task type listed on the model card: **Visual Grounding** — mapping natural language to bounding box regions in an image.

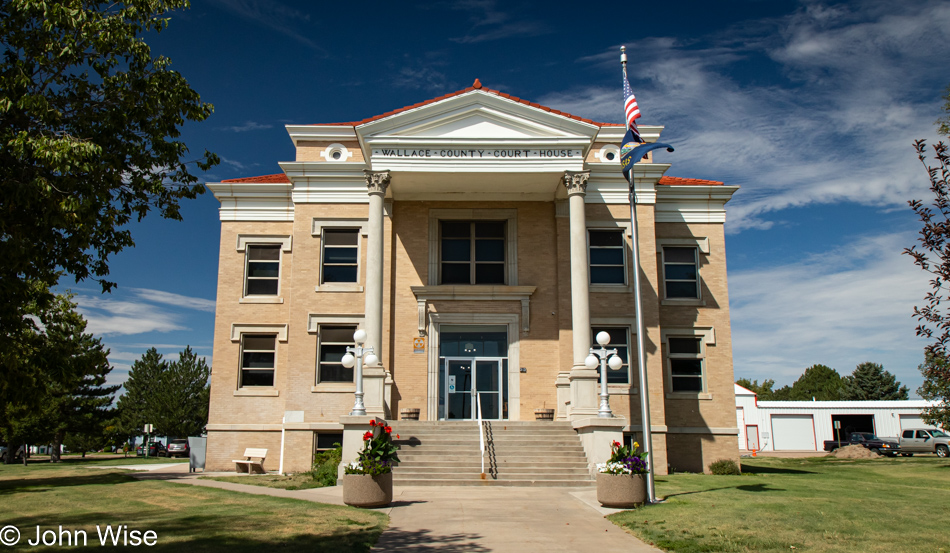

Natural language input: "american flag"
[623,76,643,143]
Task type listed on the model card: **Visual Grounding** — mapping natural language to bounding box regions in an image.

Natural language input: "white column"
[565,171,591,366]
[363,170,390,354]
[564,171,599,419]
[362,170,391,418]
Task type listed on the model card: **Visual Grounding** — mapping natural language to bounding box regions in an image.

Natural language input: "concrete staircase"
[390,420,594,487]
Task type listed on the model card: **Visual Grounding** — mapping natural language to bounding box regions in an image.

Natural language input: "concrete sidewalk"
[128,465,661,552]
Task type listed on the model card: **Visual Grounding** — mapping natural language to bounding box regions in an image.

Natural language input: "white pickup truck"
[898,428,950,458]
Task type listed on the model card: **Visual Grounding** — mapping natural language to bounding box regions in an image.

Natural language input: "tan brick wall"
[206,430,282,472]
[295,141,365,163]
[207,193,737,475]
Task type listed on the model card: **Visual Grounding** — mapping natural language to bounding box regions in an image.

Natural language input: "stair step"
[393,478,595,487]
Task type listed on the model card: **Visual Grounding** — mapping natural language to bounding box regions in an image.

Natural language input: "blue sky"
[68,0,950,396]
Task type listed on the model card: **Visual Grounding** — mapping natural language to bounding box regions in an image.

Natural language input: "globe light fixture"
[589,332,622,418]
[344,328,375,416]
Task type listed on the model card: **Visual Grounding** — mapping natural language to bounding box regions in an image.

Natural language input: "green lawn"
[609,456,950,553]
[0,462,386,552]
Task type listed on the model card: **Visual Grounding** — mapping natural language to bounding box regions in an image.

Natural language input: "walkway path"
[128,464,662,552]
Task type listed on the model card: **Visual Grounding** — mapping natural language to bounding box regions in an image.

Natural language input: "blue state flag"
[620,128,640,179]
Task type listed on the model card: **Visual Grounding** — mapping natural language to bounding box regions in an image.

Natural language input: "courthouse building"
[205,80,740,474]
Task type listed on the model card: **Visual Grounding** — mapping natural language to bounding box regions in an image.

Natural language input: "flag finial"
[620,46,627,65]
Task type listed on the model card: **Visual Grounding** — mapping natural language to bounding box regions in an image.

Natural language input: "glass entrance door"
[444,357,502,420]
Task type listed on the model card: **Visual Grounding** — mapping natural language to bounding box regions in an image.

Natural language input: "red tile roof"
[318,79,625,128]
[220,173,723,186]
[221,174,291,184]
[658,176,723,186]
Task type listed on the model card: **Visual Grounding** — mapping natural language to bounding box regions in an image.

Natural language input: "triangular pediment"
[358,90,599,143]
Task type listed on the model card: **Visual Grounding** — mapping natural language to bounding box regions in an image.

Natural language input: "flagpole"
[622,45,656,504]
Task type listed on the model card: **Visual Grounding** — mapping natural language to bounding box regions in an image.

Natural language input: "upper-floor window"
[440,221,506,285]
[662,246,699,299]
[592,327,630,384]
[668,337,704,392]
[245,245,281,296]
[316,324,357,383]
[240,334,276,387]
[589,229,626,284]
[321,229,359,283]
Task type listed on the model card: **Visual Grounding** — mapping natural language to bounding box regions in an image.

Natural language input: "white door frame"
[426,313,521,421]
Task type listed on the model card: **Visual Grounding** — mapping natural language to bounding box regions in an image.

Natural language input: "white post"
[278,415,286,474]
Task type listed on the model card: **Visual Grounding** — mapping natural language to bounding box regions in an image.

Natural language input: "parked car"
[822,432,900,456]
[0,445,27,463]
[898,428,950,457]
[136,441,167,457]
[166,439,190,458]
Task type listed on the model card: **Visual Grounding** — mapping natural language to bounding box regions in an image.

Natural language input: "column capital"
[363,170,391,196]
[562,171,590,196]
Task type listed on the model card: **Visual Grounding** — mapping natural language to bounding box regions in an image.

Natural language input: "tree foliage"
[938,86,950,138]
[0,0,218,355]
[116,346,210,439]
[0,293,117,463]
[771,364,843,401]
[735,378,777,400]
[840,362,909,401]
[905,139,950,428]
[918,353,950,430]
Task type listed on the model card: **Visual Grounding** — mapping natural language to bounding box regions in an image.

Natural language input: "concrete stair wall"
[390,421,594,487]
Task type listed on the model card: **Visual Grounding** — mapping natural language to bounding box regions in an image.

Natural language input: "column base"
[568,365,601,420]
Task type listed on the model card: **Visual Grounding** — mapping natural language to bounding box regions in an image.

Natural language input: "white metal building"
[735,384,942,452]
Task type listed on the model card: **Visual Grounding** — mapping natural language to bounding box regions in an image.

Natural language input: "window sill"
[665,392,713,400]
[233,388,279,397]
[240,296,284,304]
[314,284,363,293]
[591,284,633,294]
[661,298,705,307]
[608,386,639,395]
[311,384,356,393]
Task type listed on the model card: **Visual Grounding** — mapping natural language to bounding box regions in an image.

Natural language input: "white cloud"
[218,121,274,133]
[447,0,551,44]
[74,288,215,336]
[132,288,216,312]
[729,231,929,392]
[207,0,324,52]
[539,0,950,231]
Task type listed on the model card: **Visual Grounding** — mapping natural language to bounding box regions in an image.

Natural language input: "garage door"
[771,415,817,451]
[899,415,934,430]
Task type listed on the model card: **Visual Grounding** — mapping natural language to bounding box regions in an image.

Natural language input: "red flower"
[396,434,400,439]
[612,440,621,448]
[363,431,373,441]
[369,420,377,427]
[384,426,392,434]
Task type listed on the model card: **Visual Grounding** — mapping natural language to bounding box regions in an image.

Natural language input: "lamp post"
[341,329,379,416]
[585,331,624,418]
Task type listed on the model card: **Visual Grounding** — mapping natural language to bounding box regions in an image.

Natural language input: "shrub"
[709,459,741,475]
[311,445,342,487]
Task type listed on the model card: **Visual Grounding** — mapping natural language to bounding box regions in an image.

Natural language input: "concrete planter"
[534,408,555,421]
[596,472,647,508]
[343,472,393,508]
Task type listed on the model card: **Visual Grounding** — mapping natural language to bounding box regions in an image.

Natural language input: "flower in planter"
[345,419,401,476]
[597,440,649,475]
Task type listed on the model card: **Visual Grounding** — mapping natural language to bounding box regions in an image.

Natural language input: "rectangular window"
[245,245,281,296]
[321,229,359,283]
[589,229,626,284]
[440,221,506,285]
[663,246,699,299]
[317,325,357,383]
[668,337,704,392]
[241,334,276,387]
[592,327,630,384]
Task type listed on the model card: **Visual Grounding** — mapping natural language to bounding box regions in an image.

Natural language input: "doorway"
[438,325,508,420]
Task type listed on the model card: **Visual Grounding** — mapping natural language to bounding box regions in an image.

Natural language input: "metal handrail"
[477,392,485,478]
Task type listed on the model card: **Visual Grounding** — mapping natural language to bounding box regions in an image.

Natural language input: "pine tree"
[772,365,843,401]
[840,362,909,401]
